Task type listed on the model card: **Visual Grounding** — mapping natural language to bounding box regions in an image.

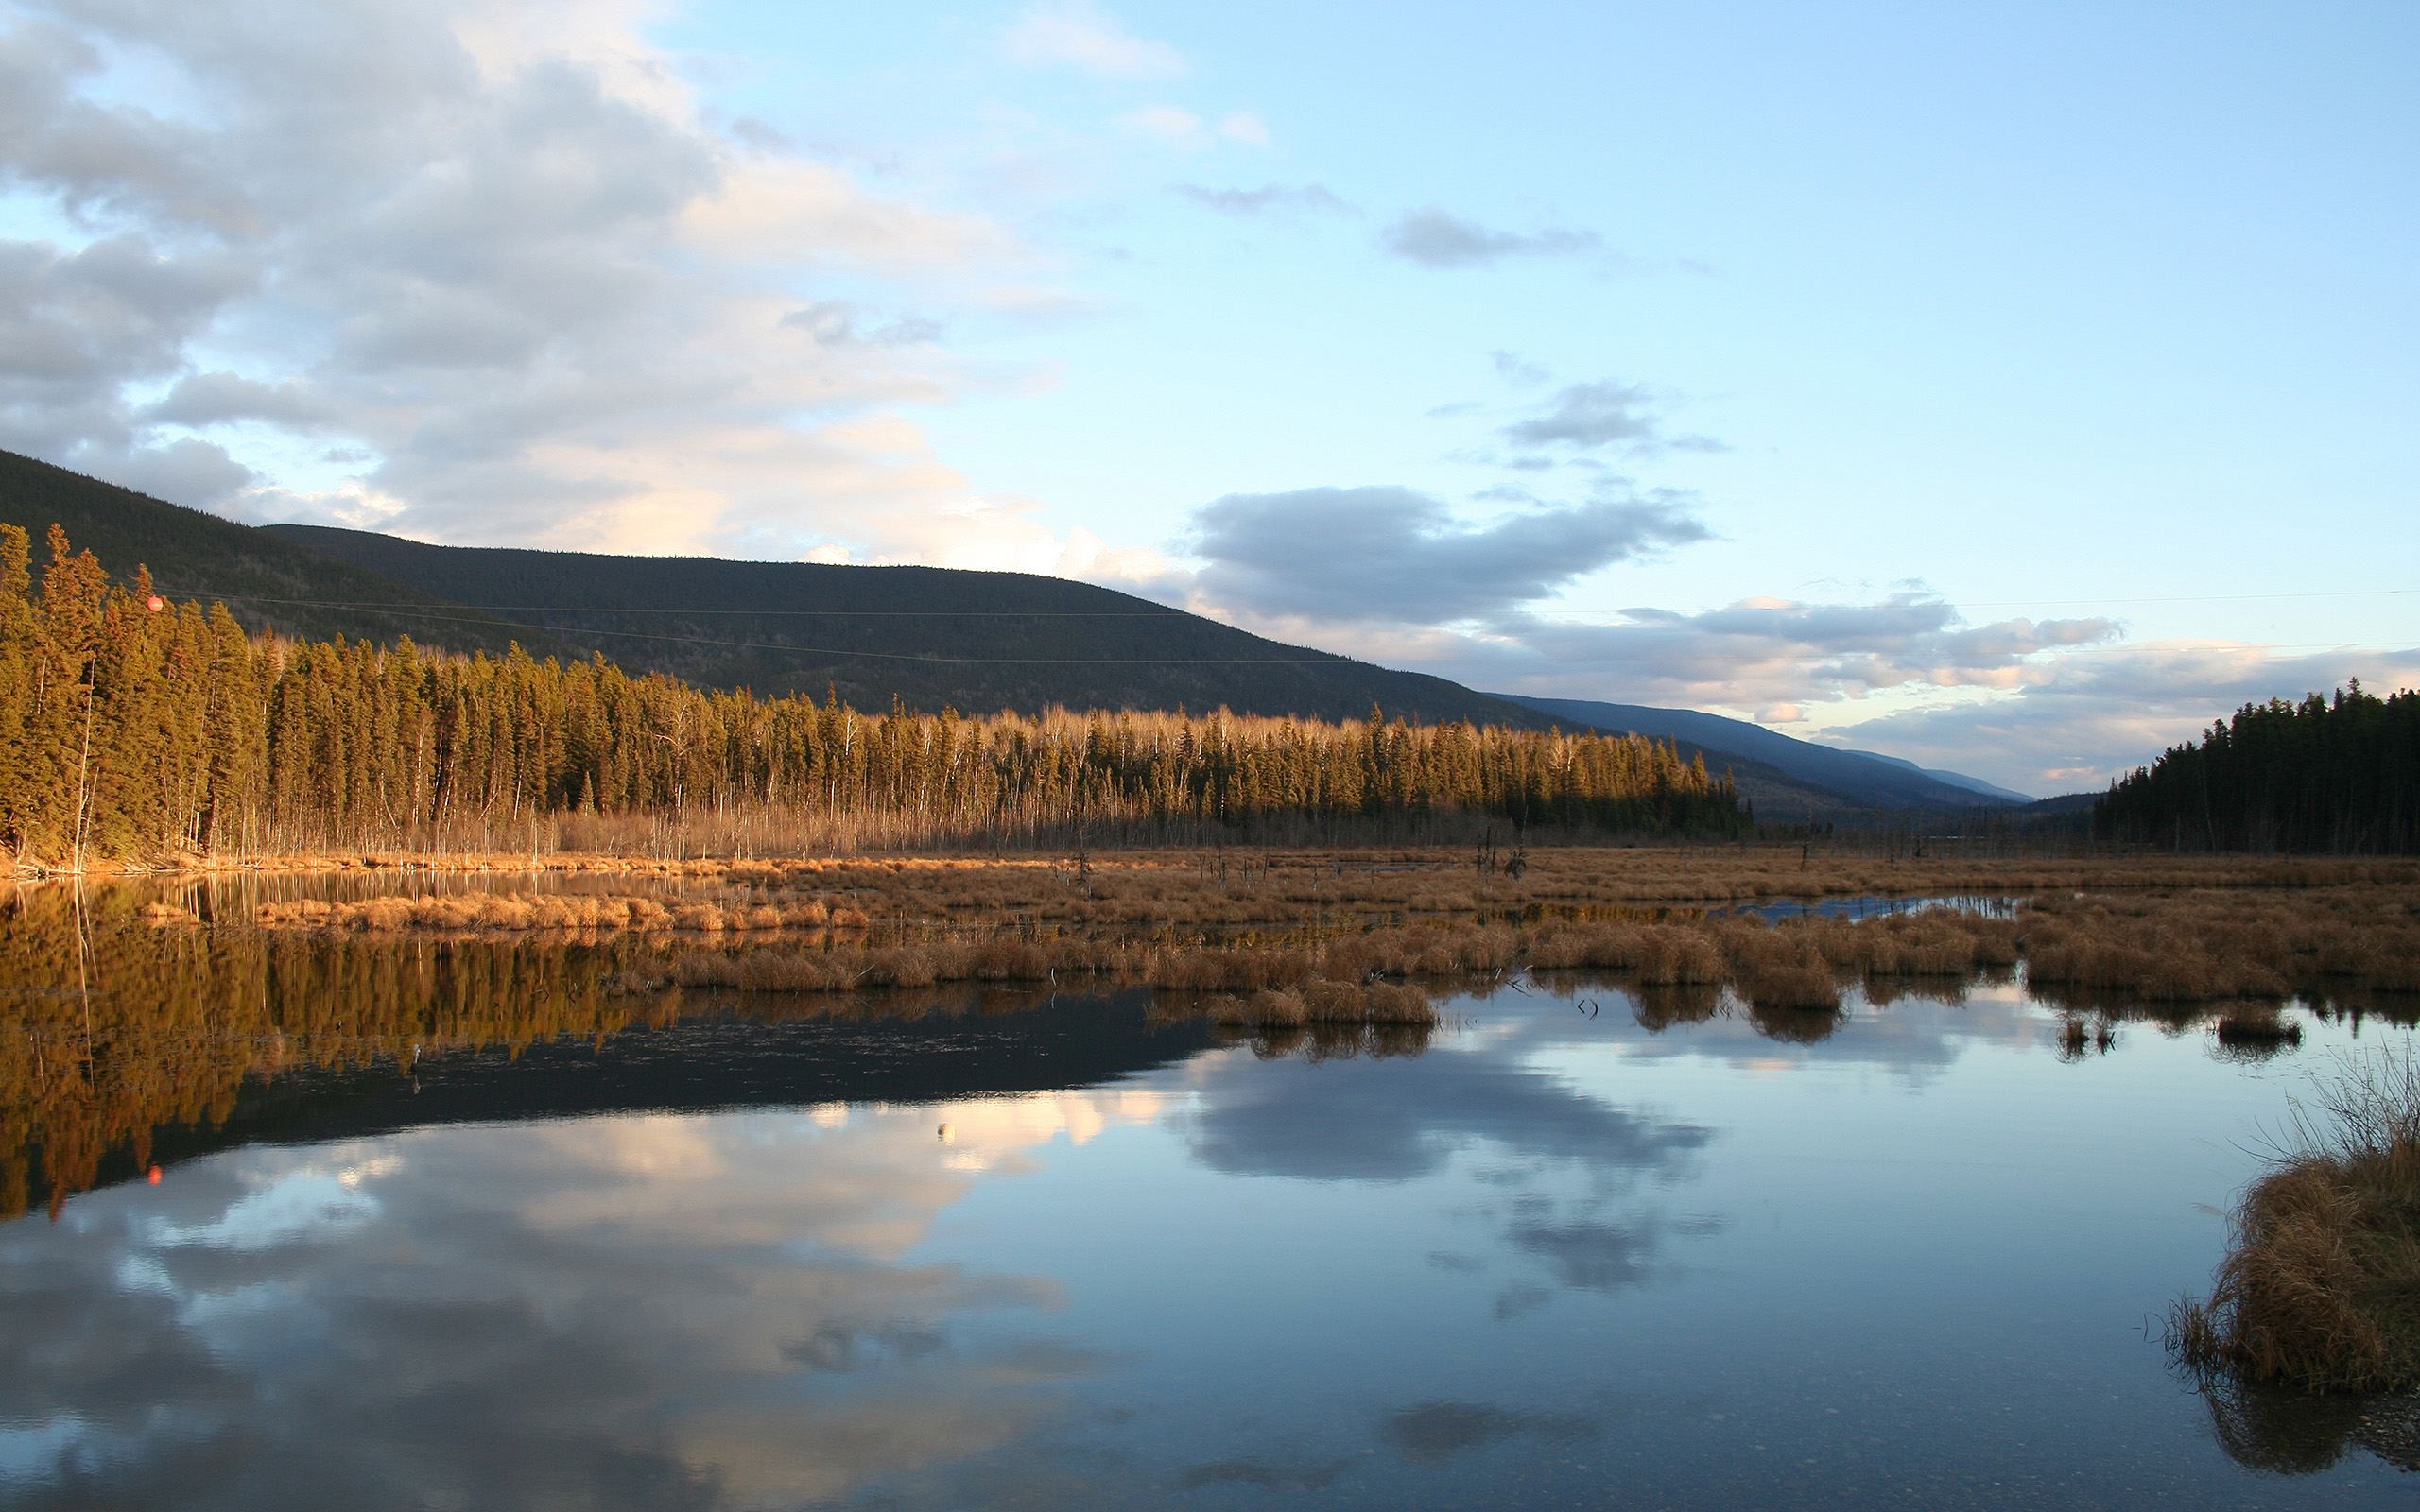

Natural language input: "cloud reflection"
[0,1089,1163,1512]
[1184,1040,1710,1184]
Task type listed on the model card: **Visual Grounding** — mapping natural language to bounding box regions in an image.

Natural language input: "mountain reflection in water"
[4,883,2418,1508]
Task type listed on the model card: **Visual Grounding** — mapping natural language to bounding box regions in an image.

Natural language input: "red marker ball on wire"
[147,594,164,613]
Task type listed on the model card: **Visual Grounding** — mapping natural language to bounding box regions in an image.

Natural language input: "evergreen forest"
[0,525,1746,867]
[2094,683,2420,852]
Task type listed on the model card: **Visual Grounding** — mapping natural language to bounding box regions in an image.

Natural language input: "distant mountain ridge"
[258,522,1547,727]
[0,449,577,659]
[0,445,2038,817]
[0,447,1542,728]
[1839,749,2034,805]
[1494,694,2031,812]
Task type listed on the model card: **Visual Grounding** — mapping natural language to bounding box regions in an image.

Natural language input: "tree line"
[0,883,666,1220]
[0,524,1746,865]
[2095,683,2419,853]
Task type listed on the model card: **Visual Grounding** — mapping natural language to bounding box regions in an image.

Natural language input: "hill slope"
[1495,694,2026,812]
[0,450,576,659]
[263,523,1548,725]
[0,447,1551,726]
[1841,749,2033,805]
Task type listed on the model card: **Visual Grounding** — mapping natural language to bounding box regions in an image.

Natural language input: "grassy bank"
[175,842,2420,917]
[2172,1050,2420,1393]
[224,856,2420,1010]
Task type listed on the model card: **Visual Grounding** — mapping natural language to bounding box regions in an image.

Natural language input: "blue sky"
[1,1,2412,791]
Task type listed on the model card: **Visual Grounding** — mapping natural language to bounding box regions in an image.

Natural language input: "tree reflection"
[0,885,678,1219]
[0,885,1220,1223]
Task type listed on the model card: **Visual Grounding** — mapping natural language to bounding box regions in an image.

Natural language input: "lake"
[2,883,2413,1508]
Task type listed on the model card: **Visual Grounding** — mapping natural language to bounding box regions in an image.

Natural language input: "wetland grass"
[152,843,2420,921]
[2171,1049,2420,1393]
[234,867,2419,1047]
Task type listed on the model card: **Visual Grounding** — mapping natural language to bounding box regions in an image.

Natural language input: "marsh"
[6,875,2418,1506]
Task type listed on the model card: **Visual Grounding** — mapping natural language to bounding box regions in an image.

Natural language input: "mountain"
[4,445,2037,810]
[0,450,578,659]
[1841,750,2035,805]
[0,448,1546,727]
[259,524,1559,725]
[1494,694,2027,813]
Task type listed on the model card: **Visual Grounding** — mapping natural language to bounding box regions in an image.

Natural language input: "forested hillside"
[1497,692,2027,814]
[0,448,1551,727]
[0,450,576,659]
[2095,684,2419,852]
[0,524,1744,867]
[264,523,1542,725]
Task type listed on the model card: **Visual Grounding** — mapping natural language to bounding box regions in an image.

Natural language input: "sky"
[0,0,2412,794]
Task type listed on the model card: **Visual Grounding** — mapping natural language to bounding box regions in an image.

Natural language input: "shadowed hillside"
[1,447,1550,726]
[0,450,578,660]
[263,522,1550,725]
[1497,693,2025,813]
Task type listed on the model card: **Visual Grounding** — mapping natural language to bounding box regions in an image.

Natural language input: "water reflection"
[1379,1400,1598,1466]
[1183,1028,1708,1185]
[8,880,2420,1506]
[2196,1377,2420,1475]
[0,1105,1137,1510]
[0,885,1217,1221]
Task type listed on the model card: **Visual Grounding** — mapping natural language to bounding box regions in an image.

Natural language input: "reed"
[2170,1048,2420,1392]
[1715,919,1844,1013]
[233,868,2418,1037]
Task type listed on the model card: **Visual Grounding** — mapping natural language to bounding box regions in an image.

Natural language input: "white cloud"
[0,0,1104,570]
[1813,644,2420,794]
[1174,181,1347,217]
[1117,104,1206,146]
[1254,597,2411,795]
[1381,207,1604,269]
[1217,111,1270,147]
[1177,483,1708,625]
[1003,2,1186,81]
[1115,106,1270,151]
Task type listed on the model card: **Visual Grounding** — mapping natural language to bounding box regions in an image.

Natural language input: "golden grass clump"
[226,858,2416,1046]
[256,890,854,935]
[1814,911,2020,977]
[1715,919,1842,1013]
[1145,945,1315,994]
[1207,980,1440,1028]
[2215,1008,2306,1058]
[2172,1049,2420,1394]
[2018,887,2420,1002]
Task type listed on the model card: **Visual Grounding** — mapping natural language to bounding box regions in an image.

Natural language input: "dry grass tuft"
[230,856,2416,1045]
[2216,1009,2306,1057]
[256,890,855,936]
[2170,1048,2420,1393]
[1716,919,1843,1013]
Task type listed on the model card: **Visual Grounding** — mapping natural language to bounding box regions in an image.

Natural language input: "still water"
[2,886,2414,1508]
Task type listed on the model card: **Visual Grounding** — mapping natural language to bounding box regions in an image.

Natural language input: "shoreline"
[17,842,2420,897]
